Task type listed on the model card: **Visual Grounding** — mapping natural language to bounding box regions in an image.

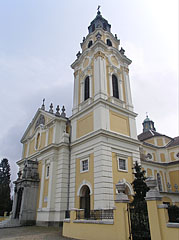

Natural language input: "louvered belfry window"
[112,74,119,99]
[84,76,90,100]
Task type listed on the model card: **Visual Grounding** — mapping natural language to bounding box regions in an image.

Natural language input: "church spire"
[88,7,111,33]
[142,114,156,132]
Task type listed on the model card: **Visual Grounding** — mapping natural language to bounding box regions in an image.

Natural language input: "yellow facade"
[147,168,152,177]
[157,138,163,146]
[112,153,133,199]
[145,138,155,145]
[48,126,53,145]
[39,131,46,150]
[28,138,35,156]
[160,153,166,162]
[75,154,94,210]
[110,111,130,136]
[23,143,28,158]
[77,112,93,138]
[170,152,176,161]
[169,170,179,191]
[42,171,49,208]
[152,152,156,161]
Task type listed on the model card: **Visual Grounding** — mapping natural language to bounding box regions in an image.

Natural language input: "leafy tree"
[131,161,149,205]
[0,158,12,216]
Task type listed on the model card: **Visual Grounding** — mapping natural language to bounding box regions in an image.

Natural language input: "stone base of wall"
[36,221,63,227]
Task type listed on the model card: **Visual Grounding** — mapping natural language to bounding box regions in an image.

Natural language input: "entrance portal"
[15,188,23,219]
[80,185,90,219]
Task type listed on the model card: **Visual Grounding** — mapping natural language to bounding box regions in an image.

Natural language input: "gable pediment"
[21,109,54,143]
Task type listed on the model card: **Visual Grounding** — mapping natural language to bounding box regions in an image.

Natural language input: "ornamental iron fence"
[76,209,114,220]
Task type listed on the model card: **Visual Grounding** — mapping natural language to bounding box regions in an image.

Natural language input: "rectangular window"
[80,159,89,173]
[118,158,128,171]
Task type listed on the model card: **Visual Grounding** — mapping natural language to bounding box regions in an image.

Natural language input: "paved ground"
[0,226,77,240]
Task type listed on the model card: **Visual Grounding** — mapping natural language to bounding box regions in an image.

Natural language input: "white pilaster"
[39,164,45,209]
[93,144,114,209]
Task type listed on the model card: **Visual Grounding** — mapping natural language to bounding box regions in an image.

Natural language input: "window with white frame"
[80,158,89,173]
[118,157,128,171]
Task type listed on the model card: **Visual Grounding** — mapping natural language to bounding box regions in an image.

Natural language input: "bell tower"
[71,8,136,141]
[69,9,140,210]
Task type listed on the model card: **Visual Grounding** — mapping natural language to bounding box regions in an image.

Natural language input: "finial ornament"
[49,103,53,113]
[61,105,66,117]
[41,98,45,110]
[55,105,60,116]
[146,112,148,118]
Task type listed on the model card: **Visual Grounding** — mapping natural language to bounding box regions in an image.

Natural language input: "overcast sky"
[0,0,178,182]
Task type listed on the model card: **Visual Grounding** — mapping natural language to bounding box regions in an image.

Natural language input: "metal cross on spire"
[97,5,101,14]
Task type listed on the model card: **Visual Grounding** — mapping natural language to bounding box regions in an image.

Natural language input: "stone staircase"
[0,218,21,228]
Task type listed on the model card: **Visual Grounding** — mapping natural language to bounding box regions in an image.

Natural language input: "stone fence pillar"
[145,177,162,240]
[115,180,130,240]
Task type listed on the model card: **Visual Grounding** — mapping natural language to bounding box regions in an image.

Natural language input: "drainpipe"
[66,119,71,213]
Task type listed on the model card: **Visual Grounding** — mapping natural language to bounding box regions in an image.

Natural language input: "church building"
[11,9,179,227]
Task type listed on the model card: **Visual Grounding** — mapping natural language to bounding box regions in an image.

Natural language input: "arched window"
[107,39,112,47]
[112,75,119,99]
[80,185,90,219]
[157,173,163,192]
[88,40,93,48]
[84,76,90,101]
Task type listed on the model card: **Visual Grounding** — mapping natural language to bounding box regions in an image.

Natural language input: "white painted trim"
[77,180,93,196]
[39,164,45,209]
[80,157,89,173]
[117,155,128,172]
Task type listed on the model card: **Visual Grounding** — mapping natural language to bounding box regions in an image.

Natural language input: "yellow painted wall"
[77,112,93,138]
[28,138,35,156]
[145,138,155,145]
[147,200,179,240]
[152,153,156,161]
[111,56,118,66]
[42,167,49,208]
[75,154,94,210]
[48,127,53,145]
[112,152,133,199]
[147,168,153,177]
[169,170,179,191]
[154,170,157,179]
[160,153,166,162]
[23,143,28,158]
[39,131,46,149]
[157,138,163,147]
[110,111,130,136]
[63,202,130,240]
[162,197,172,204]
[170,152,176,161]
[36,160,42,210]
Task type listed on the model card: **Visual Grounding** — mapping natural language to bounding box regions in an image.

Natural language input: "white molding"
[77,180,93,196]
[39,164,45,209]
